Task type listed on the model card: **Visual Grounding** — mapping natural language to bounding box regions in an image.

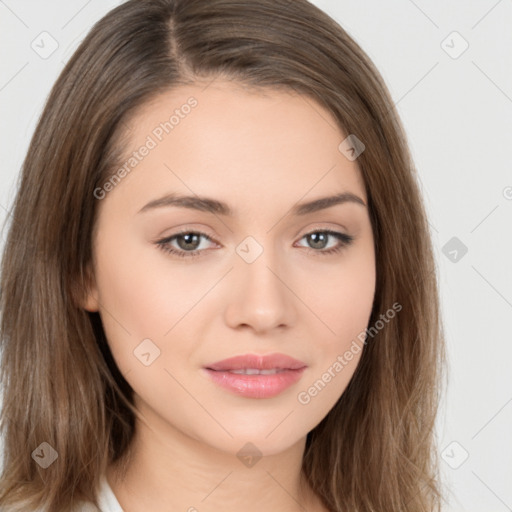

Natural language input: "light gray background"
[1,1,511,511]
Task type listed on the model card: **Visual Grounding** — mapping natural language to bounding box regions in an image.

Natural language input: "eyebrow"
[137,191,366,216]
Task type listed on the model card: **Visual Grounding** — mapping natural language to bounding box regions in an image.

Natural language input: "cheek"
[91,232,177,371]
[302,241,376,350]
[92,229,223,387]
[293,246,375,409]
[94,229,202,332]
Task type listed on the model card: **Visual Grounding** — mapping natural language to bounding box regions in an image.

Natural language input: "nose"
[223,245,298,334]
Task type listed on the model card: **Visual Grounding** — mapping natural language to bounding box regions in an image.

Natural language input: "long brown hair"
[0,0,446,510]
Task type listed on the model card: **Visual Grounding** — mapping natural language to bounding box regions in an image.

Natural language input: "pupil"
[178,233,200,250]
[309,232,327,249]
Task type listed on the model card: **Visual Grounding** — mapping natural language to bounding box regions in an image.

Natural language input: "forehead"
[104,79,367,215]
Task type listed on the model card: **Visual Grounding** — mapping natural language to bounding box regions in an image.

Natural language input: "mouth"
[203,353,307,398]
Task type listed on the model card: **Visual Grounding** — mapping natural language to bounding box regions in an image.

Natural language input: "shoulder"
[72,473,124,512]
[0,474,123,512]
[95,473,125,512]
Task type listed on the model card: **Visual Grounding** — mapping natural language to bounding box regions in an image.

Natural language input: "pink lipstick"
[203,353,307,399]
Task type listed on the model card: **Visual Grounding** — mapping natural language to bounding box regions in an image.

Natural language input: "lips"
[205,353,307,372]
[203,353,307,398]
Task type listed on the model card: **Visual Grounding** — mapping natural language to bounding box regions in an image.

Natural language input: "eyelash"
[155,228,354,259]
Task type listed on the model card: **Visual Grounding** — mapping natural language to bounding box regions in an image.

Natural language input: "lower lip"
[203,368,306,398]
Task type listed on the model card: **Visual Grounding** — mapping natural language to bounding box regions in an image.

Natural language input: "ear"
[82,288,100,313]
[74,263,100,312]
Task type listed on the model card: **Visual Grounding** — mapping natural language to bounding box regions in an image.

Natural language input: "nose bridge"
[224,234,296,331]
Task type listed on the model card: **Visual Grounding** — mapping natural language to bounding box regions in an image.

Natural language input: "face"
[84,79,376,457]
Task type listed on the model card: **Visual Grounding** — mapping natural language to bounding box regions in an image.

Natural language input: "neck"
[106,400,325,512]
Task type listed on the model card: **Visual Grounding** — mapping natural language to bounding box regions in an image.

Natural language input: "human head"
[80,76,377,463]
[0,1,445,511]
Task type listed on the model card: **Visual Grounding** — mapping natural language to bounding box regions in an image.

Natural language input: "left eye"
[155,229,354,259]
[295,230,353,252]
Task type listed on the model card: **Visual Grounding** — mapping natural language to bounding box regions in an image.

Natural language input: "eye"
[155,229,354,259]
[155,230,217,259]
[295,229,354,256]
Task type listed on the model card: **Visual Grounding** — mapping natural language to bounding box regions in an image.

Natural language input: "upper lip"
[205,353,307,371]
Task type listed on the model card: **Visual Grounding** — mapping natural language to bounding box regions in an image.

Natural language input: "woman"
[0,0,446,510]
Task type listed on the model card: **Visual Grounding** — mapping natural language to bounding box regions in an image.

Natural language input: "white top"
[76,474,124,512]
[96,474,124,512]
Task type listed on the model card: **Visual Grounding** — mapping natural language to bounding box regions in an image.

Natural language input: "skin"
[83,78,376,512]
